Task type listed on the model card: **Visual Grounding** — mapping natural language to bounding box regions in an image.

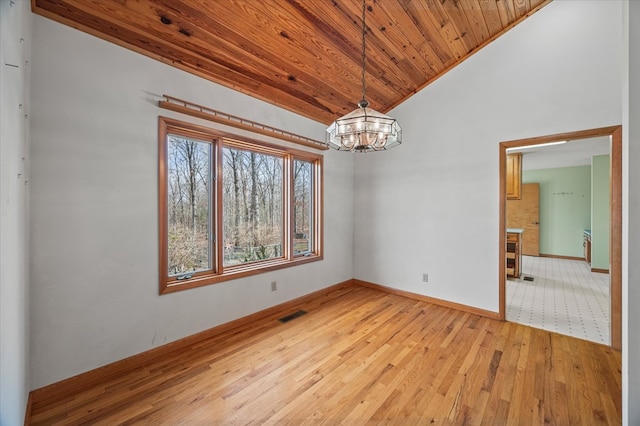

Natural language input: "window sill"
[160,254,323,294]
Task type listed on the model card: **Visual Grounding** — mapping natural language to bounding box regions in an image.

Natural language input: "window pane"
[167,135,212,276]
[294,160,313,255]
[222,147,283,265]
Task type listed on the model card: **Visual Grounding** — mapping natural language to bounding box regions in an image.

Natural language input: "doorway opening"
[499,126,622,349]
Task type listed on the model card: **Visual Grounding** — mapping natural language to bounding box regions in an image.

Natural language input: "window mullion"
[215,139,224,275]
[208,139,215,274]
[314,159,322,254]
[285,155,293,261]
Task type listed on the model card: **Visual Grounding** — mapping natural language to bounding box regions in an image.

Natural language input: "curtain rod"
[158,95,328,151]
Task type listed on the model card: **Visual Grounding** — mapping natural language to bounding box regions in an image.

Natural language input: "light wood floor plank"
[28,285,621,425]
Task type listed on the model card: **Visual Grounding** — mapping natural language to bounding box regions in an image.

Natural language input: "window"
[293,159,314,255]
[159,118,322,293]
[167,135,213,278]
[222,146,283,266]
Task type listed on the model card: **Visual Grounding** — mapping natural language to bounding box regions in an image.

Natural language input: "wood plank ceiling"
[31,0,551,124]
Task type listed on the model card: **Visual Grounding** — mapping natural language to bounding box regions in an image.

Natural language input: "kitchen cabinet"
[584,230,591,265]
[506,153,522,200]
[506,230,522,278]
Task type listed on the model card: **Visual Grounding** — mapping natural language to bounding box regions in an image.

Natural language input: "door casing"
[499,125,622,350]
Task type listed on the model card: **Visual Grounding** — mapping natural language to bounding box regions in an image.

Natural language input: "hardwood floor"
[29,285,622,425]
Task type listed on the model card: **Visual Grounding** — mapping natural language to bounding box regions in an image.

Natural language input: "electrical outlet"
[271,281,277,291]
[422,273,429,283]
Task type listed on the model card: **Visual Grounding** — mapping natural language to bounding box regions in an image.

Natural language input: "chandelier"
[326,0,402,152]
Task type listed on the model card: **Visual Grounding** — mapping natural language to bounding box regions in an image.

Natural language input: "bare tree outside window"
[167,135,211,276]
[222,147,283,265]
[294,160,313,255]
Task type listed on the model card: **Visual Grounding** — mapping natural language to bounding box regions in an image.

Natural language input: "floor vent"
[279,310,307,323]
[523,276,534,282]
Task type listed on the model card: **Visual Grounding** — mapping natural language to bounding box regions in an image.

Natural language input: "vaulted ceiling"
[32,0,551,124]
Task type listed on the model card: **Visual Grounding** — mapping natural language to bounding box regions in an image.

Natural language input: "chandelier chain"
[361,0,367,103]
[324,0,401,152]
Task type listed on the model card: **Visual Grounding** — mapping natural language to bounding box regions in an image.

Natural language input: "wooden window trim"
[158,117,323,294]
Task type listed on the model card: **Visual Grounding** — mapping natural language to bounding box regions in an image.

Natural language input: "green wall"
[591,155,610,270]
[523,166,591,257]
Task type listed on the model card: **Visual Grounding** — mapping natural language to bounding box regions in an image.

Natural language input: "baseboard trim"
[28,277,501,410]
[24,392,32,426]
[537,254,609,273]
[29,279,354,408]
[539,253,585,261]
[353,279,501,320]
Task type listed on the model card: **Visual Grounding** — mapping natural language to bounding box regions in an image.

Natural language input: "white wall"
[353,0,623,313]
[29,16,354,389]
[26,2,639,423]
[623,1,640,424]
[0,0,31,424]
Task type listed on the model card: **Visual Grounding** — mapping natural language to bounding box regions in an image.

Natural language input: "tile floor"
[506,255,610,345]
